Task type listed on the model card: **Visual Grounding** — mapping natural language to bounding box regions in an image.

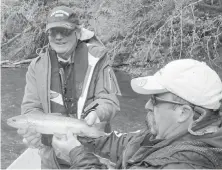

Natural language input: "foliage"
[1,0,222,77]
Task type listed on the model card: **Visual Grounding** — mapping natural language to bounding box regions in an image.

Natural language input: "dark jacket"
[68,117,222,169]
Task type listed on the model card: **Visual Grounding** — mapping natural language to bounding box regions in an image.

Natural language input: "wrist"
[68,140,81,153]
[69,145,82,158]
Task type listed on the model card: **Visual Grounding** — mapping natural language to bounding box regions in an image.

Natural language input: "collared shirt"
[57,52,75,64]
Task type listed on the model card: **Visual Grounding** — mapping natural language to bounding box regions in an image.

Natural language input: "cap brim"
[131,74,168,95]
[46,22,76,31]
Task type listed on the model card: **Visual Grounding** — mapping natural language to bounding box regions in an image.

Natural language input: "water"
[1,68,149,169]
[1,68,28,169]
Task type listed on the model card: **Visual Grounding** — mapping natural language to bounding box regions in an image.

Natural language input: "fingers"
[67,130,81,147]
[21,128,42,148]
[30,138,41,147]
[18,127,38,138]
[23,128,37,138]
[84,115,93,125]
[25,132,41,143]
[52,134,62,144]
[52,135,61,149]
[17,128,28,135]
[23,136,42,148]
[29,138,42,148]
[66,130,74,139]
[54,133,67,141]
[52,131,81,158]
[95,116,100,124]
[50,113,63,116]
[52,141,61,157]
[85,111,100,126]
[23,138,28,144]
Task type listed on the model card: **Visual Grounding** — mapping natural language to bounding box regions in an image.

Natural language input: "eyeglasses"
[150,95,195,108]
[47,28,75,37]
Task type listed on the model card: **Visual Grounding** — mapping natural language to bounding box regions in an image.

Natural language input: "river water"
[1,68,149,169]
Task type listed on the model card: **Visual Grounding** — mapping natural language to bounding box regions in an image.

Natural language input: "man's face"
[145,93,182,139]
[48,27,78,57]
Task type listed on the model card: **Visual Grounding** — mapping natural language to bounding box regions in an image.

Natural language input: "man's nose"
[145,99,153,111]
[55,32,63,40]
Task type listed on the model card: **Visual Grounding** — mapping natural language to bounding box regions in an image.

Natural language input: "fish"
[7,113,106,138]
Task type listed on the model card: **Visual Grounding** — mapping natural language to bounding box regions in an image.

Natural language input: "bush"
[1,0,222,77]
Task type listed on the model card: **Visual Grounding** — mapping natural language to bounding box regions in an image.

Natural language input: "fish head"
[7,115,29,129]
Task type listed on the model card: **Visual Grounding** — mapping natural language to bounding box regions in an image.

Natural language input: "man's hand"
[84,111,100,126]
[17,128,42,149]
[52,130,81,159]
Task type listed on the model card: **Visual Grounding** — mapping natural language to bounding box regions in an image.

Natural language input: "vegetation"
[1,0,222,77]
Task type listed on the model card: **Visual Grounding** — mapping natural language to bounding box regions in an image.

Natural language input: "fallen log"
[0,60,11,65]
[1,58,34,68]
[13,59,33,65]
[1,65,17,68]
[196,1,222,13]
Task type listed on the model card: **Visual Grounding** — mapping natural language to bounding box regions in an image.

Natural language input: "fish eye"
[12,119,16,122]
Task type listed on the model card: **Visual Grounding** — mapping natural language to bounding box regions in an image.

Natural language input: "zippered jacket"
[21,30,121,168]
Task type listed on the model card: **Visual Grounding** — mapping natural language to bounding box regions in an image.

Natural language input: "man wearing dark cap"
[53,59,222,169]
[17,6,120,168]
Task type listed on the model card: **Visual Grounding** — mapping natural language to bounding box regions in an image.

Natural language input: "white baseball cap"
[131,59,222,110]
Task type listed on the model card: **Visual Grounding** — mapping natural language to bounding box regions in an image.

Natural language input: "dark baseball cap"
[46,6,80,31]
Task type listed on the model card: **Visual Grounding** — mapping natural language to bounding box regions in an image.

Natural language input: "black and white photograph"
[1,0,222,169]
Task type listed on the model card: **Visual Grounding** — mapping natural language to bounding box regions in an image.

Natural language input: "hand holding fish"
[17,128,43,149]
[84,111,100,126]
[52,130,81,158]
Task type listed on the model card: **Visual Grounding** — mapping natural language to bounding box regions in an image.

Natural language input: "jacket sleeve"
[85,63,121,122]
[69,146,108,169]
[83,40,121,122]
[70,130,139,169]
[21,59,44,115]
[95,64,120,122]
[93,131,135,163]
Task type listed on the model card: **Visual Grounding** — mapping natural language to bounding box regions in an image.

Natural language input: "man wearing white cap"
[52,59,222,169]
[17,6,120,169]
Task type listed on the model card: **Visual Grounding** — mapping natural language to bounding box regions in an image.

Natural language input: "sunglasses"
[47,28,75,37]
[150,95,195,108]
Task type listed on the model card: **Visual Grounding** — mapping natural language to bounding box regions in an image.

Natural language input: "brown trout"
[7,113,106,138]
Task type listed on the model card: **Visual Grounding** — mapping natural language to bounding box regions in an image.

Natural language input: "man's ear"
[178,105,193,123]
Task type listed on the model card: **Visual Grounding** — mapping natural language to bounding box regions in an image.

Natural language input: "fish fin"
[53,133,67,140]
[48,113,63,116]
[93,121,107,131]
[68,128,82,136]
